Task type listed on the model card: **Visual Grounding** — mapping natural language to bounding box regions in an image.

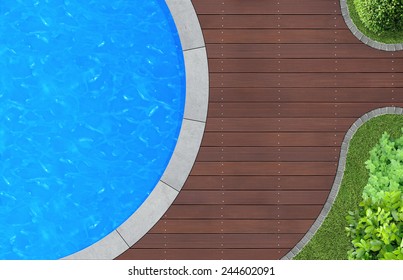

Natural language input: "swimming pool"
[0,0,185,259]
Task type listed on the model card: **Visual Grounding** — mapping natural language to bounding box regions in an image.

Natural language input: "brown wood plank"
[197,147,339,162]
[183,176,335,190]
[210,73,402,88]
[205,118,354,132]
[201,132,344,146]
[204,29,357,44]
[208,103,401,118]
[206,44,403,58]
[192,0,340,15]
[209,88,402,103]
[209,59,400,73]
[117,249,224,260]
[198,15,345,29]
[149,220,314,234]
[164,205,324,219]
[174,190,329,205]
[117,249,288,260]
[133,234,304,249]
[220,249,290,259]
[191,162,337,176]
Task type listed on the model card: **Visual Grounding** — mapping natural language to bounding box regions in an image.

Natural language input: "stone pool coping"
[340,0,403,51]
[64,0,208,259]
[282,107,403,260]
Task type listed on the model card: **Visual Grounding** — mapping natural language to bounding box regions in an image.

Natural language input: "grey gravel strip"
[282,107,403,260]
[340,0,403,51]
[65,0,208,260]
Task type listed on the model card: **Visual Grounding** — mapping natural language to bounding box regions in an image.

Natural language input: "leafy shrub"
[346,131,403,260]
[353,0,403,34]
[363,132,403,203]
[346,191,403,260]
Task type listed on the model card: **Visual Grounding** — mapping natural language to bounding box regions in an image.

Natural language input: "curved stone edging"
[64,0,209,260]
[282,106,403,260]
[340,0,403,51]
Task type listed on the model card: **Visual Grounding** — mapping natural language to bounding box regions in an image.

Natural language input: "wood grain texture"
[209,59,402,73]
[132,234,305,249]
[206,44,403,58]
[116,0,403,260]
[199,15,346,29]
[192,0,340,15]
[183,176,335,190]
[208,88,402,103]
[196,147,340,162]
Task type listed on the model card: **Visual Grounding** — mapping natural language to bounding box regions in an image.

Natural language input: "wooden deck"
[117,0,403,259]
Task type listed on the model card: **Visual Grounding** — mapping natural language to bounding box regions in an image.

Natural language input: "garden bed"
[295,114,403,259]
[346,0,403,44]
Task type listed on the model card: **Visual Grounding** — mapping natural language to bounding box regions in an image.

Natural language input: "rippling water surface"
[0,0,185,259]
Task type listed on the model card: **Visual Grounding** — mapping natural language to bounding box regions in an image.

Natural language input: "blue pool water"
[0,0,185,259]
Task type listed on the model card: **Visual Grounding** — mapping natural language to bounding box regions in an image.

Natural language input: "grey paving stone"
[63,230,129,260]
[380,44,388,51]
[322,202,333,213]
[387,45,396,52]
[368,110,376,118]
[353,29,363,41]
[116,181,179,247]
[340,0,347,8]
[350,123,358,132]
[366,40,375,48]
[295,241,305,251]
[290,248,300,256]
[373,42,383,50]
[161,120,205,191]
[183,47,209,122]
[346,130,355,140]
[333,175,342,186]
[387,107,395,112]
[310,222,320,232]
[337,164,346,174]
[165,0,205,51]
[355,118,363,127]
[374,108,383,115]
[338,158,346,167]
[342,140,350,150]
[304,231,314,240]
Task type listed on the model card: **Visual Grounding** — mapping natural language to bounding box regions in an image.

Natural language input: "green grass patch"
[294,114,403,260]
[347,0,403,44]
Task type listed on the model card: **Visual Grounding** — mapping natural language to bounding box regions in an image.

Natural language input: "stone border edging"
[64,0,209,260]
[282,106,403,260]
[340,0,403,51]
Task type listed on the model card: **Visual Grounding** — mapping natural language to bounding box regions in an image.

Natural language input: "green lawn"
[347,0,403,44]
[294,114,403,260]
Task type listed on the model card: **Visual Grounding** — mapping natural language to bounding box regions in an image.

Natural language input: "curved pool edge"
[64,0,208,260]
[282,107,403,260]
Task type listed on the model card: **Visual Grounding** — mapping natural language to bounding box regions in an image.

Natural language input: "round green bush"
[353,0,403,34]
